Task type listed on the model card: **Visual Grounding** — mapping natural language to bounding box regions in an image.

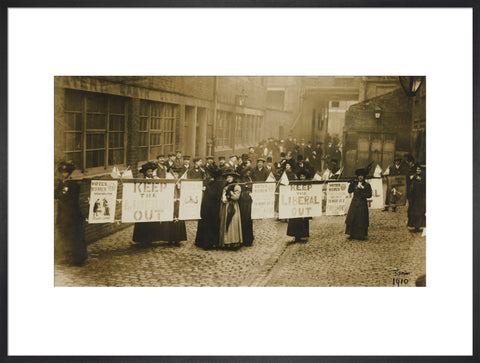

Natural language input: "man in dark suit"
[154,154,167,178]
[187,157,206,180]
[251,158,269,182]
[173,150,183,171]
[166,153,176,172]
[265,156,276,179]
[179,155,191,176]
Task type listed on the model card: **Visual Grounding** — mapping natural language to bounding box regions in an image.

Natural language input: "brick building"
[54,76,270,178]
[54,76,270,243]
[342,83,426,177]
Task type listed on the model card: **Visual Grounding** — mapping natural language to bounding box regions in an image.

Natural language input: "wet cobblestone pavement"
[55,206,425,287]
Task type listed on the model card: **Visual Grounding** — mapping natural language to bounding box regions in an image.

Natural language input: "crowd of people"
[54,137,425,266]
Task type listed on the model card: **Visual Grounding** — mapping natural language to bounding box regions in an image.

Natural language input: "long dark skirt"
[54,181,88,266]
[55,216,88,265]
[195,182,222,249]
[132,222,165,243]
[345,199,369,239]
[161,220,187,242]
[287,218,310,240]
[239,192,254,246]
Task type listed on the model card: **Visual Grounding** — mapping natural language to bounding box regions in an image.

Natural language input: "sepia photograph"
[54,75,426,287]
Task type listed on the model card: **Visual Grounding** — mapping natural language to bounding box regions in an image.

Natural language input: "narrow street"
[55,206,425,287]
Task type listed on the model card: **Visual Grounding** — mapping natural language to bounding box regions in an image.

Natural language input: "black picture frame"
[0,1,477,362]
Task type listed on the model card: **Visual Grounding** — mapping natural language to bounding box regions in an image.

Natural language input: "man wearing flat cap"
[173,150,183,171]
[179,155,191,176]
[154,154,167,178]
[187,157,206,180]
[252,157,269,182]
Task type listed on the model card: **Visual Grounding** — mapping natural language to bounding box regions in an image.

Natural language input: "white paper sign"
[279,184,323,219]
[88,180,118,223]
[121,181,174,222]
[251,183,276,219]
[178,181,203,220]
[325,182,350,216]
[367,178,384,209]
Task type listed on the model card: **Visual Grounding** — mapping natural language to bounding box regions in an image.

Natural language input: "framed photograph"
[2,3,476,361]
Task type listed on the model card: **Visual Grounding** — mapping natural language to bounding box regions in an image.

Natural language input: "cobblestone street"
[55,206,425,287]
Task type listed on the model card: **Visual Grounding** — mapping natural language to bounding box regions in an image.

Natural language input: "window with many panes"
[64,90,126,171]
[138,100,177,161]
[215,110,232,147]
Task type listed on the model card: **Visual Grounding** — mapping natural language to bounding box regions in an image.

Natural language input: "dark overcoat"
[195,180,222,249]
[239,178,254,246]
[407,174,426,229]
[251,166,269,182]
[54,179,88,265]
[345,181,372,238]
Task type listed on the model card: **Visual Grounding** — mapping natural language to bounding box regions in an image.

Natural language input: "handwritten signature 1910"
[393,269,410,286]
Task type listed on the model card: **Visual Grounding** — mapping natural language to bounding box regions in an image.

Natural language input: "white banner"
[279,184,323,219]
[121,181,174,223]
[367,178,384,209]
[325,182,350,216]
[88,180,118,223]
[251,183,276,219]
[178,181,203,220]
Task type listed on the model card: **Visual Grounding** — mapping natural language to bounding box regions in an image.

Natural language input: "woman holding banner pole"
[345,168,372,240]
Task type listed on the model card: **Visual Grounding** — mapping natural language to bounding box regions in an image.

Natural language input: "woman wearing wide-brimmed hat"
[218,169,243,249]
[345,168,372,240]
[54,161,88,266]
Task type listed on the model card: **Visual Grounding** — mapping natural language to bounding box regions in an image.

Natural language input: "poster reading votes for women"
[179,181,203,220]
[367,178,384,209]
[251,183,276,219]
[279,184,323,219]
[121,181,175,223]
[88,180,118,223]
[326,182,350,216]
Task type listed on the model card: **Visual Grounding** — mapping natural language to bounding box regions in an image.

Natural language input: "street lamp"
[374,106,382,120]
[399,76,424,97]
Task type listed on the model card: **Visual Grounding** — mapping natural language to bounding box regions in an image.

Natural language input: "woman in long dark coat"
[345,168,372,240]
[286,171,312,242]
[132,162,166,245]
[239,167,254,247]
[195,172,222,250]
[54,161,88,266]
[407,165,426,232]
